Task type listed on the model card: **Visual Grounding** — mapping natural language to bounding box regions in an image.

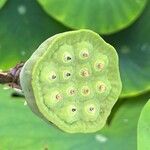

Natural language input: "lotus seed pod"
[20,29,122,133]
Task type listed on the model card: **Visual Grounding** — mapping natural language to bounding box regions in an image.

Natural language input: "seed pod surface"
[20,29,122,133]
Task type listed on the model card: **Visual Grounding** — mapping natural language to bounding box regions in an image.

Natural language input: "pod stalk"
[0,63,24,89]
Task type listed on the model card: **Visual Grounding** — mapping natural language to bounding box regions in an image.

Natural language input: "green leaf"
[0,0,68,70]
[0,0,7,9]
[0,85,149,150]
[37,0,147,35]
[103,1,150,97]
[138,99,150,150]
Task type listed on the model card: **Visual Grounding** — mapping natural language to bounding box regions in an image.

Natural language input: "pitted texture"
[21,30,122,133]
[39,42,111,124]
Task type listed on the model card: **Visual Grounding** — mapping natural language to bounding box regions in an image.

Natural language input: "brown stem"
[0,72,13,84]
[0,63,24,89]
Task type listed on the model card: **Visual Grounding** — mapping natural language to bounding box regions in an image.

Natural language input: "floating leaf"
[0,85,149,150]
[0,0,7,9]
[138,99,150,150]
[37,0,147,34]
[0,0,68,70]
[103,1,150,97]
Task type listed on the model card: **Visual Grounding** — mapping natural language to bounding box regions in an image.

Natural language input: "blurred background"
[0,0,150,150]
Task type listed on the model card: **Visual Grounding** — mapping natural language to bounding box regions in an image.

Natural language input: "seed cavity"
[86,104,96,113]
[69,89,75,95]
[66,72,71,77]
[44,90,63,108]
[82,102,100,121]
[94,60,105,71]
[63,52,72,63]
[49,71,57,81]
[80,50,89,59]
[70,106,77,113]
[55,93,62,100]
[52,75,56,79]
[81,86,90,96]
[52,91,63,101]
[96,82,106,93]
[89,107,95,112]
[72,107,77,112]
[63,70,72,79]
[56,104,78,123]
[66,104,78,115]
[67,56,72,60]
[67,87,76,96]
[80,68,90,77]
[99,84,106,92]
[66,104,78,116]
[97,63,104,70]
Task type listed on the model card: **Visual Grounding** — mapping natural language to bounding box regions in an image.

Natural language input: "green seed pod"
[20,29,122,133]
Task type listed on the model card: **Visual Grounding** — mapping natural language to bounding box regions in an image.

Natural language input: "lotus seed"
[89,107,95,112]
[92,54,108,73]
[81,86,90,96]
[43,90,63,108]
[94,61,104,71]
[72,108,77,112]
[52,91,63,101]
[82,101,100,121]
[63,71,72,80]
[55,93,62,100]
[67,56,71,60]
[63,53,72,63]
[69,89,76,95]
[69,105,77,113]
[55,103,79,124]
[69,106,77,115]
[95,81,107,93]
[80,68,90,77]
[51,74,56,80]
[67,87,76,96]
[87,105,95,113]
[80,50,89,59]
[66,72,71,77]
[99,84,106,92]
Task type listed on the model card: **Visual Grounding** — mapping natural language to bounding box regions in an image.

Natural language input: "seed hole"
[83,89,89,95]
[49,72,57,81]
[63,54,72,63]
[63,71,72,79]
[72,108,76,112]
[97,63,104,70]
[99,84,106,92]
[80,69,90,77]
[51,75,56,79]
[55,93,62,100]
[67,87,76,96]
[82,52,89,58]
[89,107,95,112]
[81,86,90,96]
[94,61,105,71]
[66,72,71,77]
[80,49,89,59]
[67,56,72,60]
[69,89,75,95]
